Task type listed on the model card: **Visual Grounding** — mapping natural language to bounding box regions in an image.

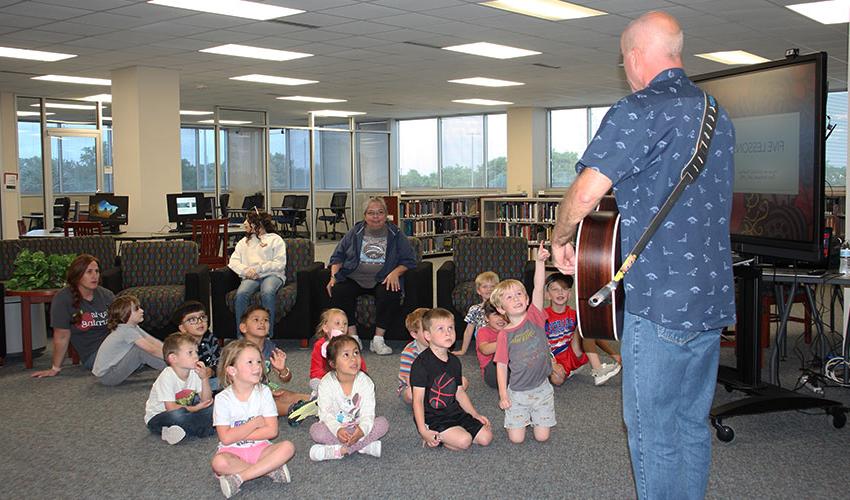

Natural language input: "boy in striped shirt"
[398,308,430,404]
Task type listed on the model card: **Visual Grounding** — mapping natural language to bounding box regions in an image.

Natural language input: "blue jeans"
[146,405,215,438]
[621,311,721,500]
[234,275,283,337]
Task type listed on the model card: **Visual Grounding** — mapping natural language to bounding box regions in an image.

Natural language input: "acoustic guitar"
[575,195,623,341]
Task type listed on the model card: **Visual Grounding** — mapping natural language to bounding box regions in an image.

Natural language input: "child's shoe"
[370,336,392,355]
[161,425,186,445]
[309,444,343,461]
[592,363,622,386]
[357,440,382,458]
[267,464,291,483]
[287,398,318,427]
[219,474,242,498]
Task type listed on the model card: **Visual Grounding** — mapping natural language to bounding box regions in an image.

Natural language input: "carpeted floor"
[1,328,848,499]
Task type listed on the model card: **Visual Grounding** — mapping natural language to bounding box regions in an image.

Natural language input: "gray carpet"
[1,329,848,499]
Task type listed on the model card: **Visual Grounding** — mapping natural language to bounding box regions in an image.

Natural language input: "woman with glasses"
[325,197,417,355]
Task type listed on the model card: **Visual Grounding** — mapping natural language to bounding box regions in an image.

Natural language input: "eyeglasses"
[183,315,208,325]
[365,210,385,216]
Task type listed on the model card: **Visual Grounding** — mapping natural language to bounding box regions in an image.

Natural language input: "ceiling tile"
[0,1,92,21]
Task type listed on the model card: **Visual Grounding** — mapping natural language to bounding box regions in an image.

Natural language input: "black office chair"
[317,192,349,240]
[291,195,309,238]
[276,195,298,236]
[219,193,230,219]
[52,197,71,230]
[242,194,264,211]
[204,197,216,218]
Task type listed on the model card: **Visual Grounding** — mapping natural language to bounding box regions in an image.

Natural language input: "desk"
[23,228,246,241]
[5,289,58,369]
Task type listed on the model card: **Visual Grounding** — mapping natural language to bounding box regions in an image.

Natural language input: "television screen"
[166,192,205,225]
[176,196,198,216]
[693,52,827,264]
[88,194,129,224]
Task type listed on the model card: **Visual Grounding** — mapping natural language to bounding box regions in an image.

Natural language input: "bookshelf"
[481,197,562,246]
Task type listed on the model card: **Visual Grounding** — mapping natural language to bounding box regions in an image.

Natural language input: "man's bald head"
[620,11,684,91]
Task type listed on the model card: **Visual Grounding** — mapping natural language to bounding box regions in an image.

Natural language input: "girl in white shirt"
[309,335,388,461]
[228,210,287,337]
[211,340,294,499]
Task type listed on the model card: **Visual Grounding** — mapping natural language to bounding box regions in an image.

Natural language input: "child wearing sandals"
[309,334,387,461]
[212,339,294,499]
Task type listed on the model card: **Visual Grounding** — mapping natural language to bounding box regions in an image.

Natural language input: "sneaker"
[350,334,363,350]
[592,363,622,386]
[309,444,343,461]
[219,474,242,498]
[357,440,381,458]
[267,464,291,483]
[370,337,393,355]
[287,398,318,427]
[161,425,186,445]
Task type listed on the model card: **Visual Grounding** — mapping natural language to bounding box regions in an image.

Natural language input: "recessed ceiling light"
[32,75,111,86]
[277,96,347,103]
[180,110,214,115]
[16,111,55,117]
[0,46,76,62]
[448,77,524,87]
[198,119,252,125]
[81,94,112,102]
[231,74,318,85]
[310,110,366,117]
[148,0,303,20]
[200,44,312,62]
[695,50,770,65]
[453,98,514,106]
[787,0,850,24]
[480,0,606,21]
[32,102,96,110]
[442,42,541,59]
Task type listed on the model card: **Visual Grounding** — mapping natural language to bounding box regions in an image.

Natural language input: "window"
[549,106,611,187]
[180,127,216,192]
[398,114,506,190]
[315,130,352,190]
[17,120,43,195]
[270,129,309,191]
[826,91,847,190]
[357,131,389,191]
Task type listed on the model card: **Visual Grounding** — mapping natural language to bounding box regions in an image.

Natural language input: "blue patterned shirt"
[577,68,736,331]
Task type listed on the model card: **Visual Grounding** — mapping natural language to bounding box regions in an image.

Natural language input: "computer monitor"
[166,192,206,231]
[87,193,129,233]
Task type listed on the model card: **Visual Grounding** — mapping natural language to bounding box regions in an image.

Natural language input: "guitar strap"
[589,92,720,307]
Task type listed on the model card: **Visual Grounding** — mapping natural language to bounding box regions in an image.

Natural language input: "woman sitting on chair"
[229,210,287,337]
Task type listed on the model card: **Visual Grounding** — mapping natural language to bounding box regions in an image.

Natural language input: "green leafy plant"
[5,250,77,291]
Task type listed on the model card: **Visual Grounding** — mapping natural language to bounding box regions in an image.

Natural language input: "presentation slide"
[733,112,800,195]
[176,197,197,216]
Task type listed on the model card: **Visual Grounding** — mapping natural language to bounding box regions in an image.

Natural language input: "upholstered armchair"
[210,238,323,343]
[102,241,208,340]
[437,236,534,335]
[314,237,433,341]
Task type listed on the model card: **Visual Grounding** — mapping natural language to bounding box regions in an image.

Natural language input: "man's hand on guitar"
[551,240,576,275]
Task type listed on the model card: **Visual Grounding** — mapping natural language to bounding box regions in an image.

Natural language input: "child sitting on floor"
[453,271,499,356]
[543,274,589,385]
[475,300,508,389]
[92,295,165,386]
[310,308,367,393]
[172,300,221,389]
[144,332,214,445]
[398,307,429,404]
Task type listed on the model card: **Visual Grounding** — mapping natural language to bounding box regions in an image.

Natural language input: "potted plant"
[5,250,77,291]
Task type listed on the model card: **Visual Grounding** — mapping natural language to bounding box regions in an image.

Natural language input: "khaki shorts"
[504,380,556,429]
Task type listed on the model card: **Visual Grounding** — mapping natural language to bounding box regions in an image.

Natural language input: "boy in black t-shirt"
[410,308,493,451]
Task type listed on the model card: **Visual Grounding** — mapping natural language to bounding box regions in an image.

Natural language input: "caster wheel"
[712,418,734,442]
[830,409,846,429]
[724,384,733,393]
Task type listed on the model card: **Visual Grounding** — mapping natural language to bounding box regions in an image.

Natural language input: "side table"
[5,289,59,369]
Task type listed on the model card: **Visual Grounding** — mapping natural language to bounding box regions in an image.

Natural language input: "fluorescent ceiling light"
[443,42,541,59]
[448,77,524,87]
[32,75,111,86]
[310,110,366,117]
[200,44,312,62]
[32,102,96,110]
[480,0,606,21]
[81,94,112,102]
[17,111,55,117]
[198,119,252,125]
[148,0,303,20]
[453,98,513,106]
[787,1,850,24]
[277,96,347,103]
[0,46,76,62]
[180,110,214,115]
[231,74,318,85]
[695,50,770,65]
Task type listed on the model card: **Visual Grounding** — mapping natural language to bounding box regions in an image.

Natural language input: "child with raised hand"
[491,243,556,444]
[144,332,214,445]
[310,308,367,394]
[92,295,166,386]
[410,308,493,451]
[212,340,295,499]
[239,305,310,415]
[543,274,590,386]
[172,300,220,389]
[475,300,508,389]
[453,271,499,356]
[309,335,388,461]
[398,307,429,404]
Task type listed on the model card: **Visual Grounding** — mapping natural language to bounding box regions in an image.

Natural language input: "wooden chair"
[192,218,229,269]
[17,219,26,237]
[64,221,103,237]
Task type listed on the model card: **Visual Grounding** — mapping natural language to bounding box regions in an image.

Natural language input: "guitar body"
[575,198,623,341]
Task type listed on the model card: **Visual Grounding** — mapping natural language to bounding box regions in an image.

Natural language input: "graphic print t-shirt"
[51,286,114,361]
[349,226,388,288]
[494,304,552,391]
[409,349,464,425]
[544,306,577,357]
[213,384,278,448]
[144,366,203,423]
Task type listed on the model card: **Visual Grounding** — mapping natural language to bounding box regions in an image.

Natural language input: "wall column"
[0,92,21,238]
[111,66,180,232]
[506,107,547,195]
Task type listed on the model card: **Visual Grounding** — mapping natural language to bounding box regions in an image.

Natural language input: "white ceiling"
[0,0,846,124]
